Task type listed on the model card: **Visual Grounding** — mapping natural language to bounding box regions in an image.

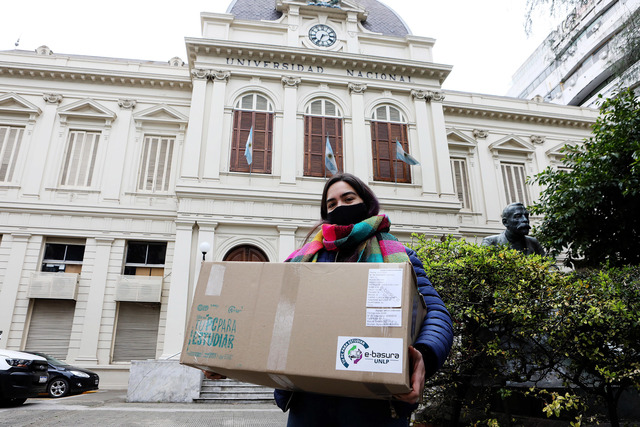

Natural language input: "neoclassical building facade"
[0,0,597,388]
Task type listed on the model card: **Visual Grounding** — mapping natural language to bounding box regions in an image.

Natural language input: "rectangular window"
[370,121,411,183]
[112,302,160,362]
[25,299,76,360]
[501,162,531,206]
[138,135,174,192]
[304,116,343,177]
[41,242,85,274]
[451,158,472,210]
[124,241,166,276]
[60,130,100,187]
[0,125,25,182]
[230,110,273,174]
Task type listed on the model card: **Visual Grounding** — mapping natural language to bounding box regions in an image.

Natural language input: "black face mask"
[326,203,369,226]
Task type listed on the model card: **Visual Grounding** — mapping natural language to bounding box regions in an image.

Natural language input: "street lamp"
[199,241,211,261]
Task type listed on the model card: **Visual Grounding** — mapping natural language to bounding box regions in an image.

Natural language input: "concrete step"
[196,378,276,404]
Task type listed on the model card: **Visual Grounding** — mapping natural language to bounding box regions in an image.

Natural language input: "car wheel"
[48,378,69,398]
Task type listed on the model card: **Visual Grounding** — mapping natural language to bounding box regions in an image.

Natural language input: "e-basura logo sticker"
[336,337,404,374]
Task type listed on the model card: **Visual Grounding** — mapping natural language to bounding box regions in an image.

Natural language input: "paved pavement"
[0,390,289,426]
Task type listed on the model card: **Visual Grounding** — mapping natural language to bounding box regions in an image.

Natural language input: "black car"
[0,349,49,406]
[25,352,99,398]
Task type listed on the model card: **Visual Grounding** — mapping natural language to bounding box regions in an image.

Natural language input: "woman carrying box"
[274,173,453,426]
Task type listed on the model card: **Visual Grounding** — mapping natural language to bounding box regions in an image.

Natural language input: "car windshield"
[35,353,69,366]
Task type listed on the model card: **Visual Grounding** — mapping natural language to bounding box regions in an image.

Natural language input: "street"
[0,390,288,426]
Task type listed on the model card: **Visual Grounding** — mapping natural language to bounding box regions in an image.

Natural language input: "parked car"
[24,352,99,398]
[0,348,49,406]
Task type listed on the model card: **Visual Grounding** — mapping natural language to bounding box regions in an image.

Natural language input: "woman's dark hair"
[320,173,380,220]
[303,173,379,243]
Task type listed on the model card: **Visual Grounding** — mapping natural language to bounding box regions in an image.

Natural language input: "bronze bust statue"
[482,203,545,256]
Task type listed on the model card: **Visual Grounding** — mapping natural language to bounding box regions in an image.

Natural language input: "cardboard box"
[180,261,426,399]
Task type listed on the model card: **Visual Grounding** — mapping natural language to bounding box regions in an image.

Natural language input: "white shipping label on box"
[366,269,403,308]
[336,336,404,373]
[366,308,402,327]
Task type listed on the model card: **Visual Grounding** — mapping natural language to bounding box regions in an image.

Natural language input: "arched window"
[370,105,411,183]
[303,99,343,177]
[230,93,274,174]
[223,245,269,262]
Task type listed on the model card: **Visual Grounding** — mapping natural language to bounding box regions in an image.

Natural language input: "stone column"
[278,226,298,261]
[0,233,31,348]
[424,91,455,196]
[75,237,113,363]
[161,220,194,359]
[411,90,438,195]
[203,71,230,180]
[348,83,368,179]
[102,100,136,202]
[281,76,301,184]
[21,94,61,197]
[181,70,210,180]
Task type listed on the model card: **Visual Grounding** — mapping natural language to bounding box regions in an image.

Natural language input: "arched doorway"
[223,245,269,262]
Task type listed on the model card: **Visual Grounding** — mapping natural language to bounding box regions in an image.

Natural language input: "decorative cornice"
[43,93,63,104]
[472,129,489,139]
[442,103,596,128]
[0,64,191,90]
[348,83,367,94]
[282,76,301,87]
[212,70,231,82]
[117,99,137,110]
[185,38,452,84]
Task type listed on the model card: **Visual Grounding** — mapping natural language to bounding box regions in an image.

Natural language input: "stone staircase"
[195,378,275,404]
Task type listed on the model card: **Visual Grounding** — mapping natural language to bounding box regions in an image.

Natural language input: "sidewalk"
[0,390,288,426]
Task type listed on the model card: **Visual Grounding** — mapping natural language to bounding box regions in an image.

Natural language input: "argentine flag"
[244,127,253,166]
[325,136,338,176]
[395,140,419,165]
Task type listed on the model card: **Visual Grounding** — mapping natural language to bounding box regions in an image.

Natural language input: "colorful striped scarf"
[286,215,409,263]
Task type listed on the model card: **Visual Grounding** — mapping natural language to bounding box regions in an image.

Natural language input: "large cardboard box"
[180,261,426,399]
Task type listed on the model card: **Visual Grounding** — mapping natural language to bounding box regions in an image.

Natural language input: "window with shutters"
[124,241,166,276]
[60,130,100,187]
[450,158,472,210]
[501,162,531,206]
[304,99,343,177]
[370,105,411,183]
[230,94,273,174]
[0,125,24,183]
[25,299,76,360]
[41,242,85,274]
[112,302,160,362]
[137,135,175,192]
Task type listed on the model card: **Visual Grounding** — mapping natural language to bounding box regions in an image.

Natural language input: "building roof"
[226,0,411,37]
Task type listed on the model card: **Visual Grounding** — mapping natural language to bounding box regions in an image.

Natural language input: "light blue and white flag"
[244,127,253,166]
[325,136,338,176]
[395,140,419,165]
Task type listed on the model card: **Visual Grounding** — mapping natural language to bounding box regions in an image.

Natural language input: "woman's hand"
[203,370,227,380]
[393,346,425,404]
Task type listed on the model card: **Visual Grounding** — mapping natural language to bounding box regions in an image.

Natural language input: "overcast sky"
[1,1,558,96]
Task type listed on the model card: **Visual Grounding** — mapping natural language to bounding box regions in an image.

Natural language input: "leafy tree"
[530,88,640,267]
[413,236,565,425]
[547,266,640,427]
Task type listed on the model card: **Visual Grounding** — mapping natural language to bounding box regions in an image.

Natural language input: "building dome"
[226,0,411,37]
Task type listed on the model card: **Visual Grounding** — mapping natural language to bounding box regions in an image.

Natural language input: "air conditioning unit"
[115,275,163,303]
[28,272,79,300]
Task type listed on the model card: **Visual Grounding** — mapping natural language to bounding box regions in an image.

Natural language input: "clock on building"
[308,24,337,47]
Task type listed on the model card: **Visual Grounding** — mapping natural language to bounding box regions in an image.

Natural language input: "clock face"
[308,24,337,47]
